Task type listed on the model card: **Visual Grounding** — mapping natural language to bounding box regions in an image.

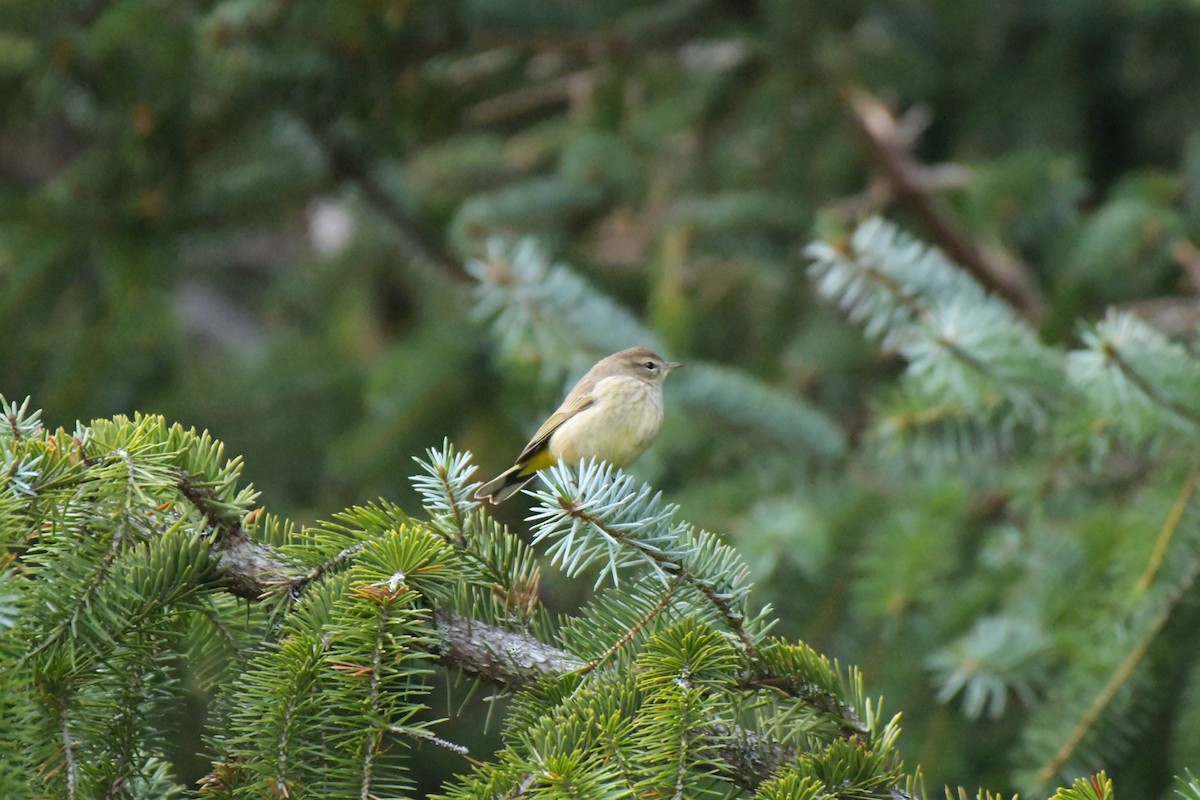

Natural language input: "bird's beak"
[665,361,684,371]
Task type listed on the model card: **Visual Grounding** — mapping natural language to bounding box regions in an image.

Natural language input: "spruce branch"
[1014,460,1200,792]
[708,722,796,791]
[529,459,759,655]
[1031,546,1200,788]
[21,521,128,662]
[740,669,869,741]
[466,69,590,126]
[431,609,584,686]
[177,472,294,600]
[3,395,41,443]
[1069,311,1200,435]
[577,577,682,675]
[358,607,387,799]
[839,84,1044,321]
[807,217,1064,457]
[186,461,880,793]
[1135,464,1200,594]
[386,724,470,756]
[178,464,581,688]
[5,407,893,795]
[59,701,78,800]
[469,236,657,379]
[175,468,568,689]
[410,439,483,545]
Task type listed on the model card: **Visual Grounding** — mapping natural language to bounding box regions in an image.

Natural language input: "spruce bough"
[0,393,1128,800]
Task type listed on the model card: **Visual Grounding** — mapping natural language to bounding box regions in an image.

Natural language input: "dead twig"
[841,85,1045,322]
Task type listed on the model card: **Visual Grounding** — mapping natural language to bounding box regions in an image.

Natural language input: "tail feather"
[474,464,537,504]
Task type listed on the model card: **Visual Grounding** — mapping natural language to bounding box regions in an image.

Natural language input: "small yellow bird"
[475,346,682,504]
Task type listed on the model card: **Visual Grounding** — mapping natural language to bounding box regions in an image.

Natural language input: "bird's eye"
[643,361,657,371]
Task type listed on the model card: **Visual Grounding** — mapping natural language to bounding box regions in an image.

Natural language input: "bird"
[474,346,682,504]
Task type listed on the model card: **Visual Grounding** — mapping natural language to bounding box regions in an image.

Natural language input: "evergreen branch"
[432,609,583,686]
[22,451,206,664]
[741,670,868,740]
[577,577,682,675]
[410,440,483,545]
[808,217,1062,456]
[466,69,587,125]
[708,722,795,791]
[743,639,871,739]
[439,469,468,543]
[359,608,387,800]
[386,724,469,756]
[1103,340,1200,428]
[176,472,294,599]
[295,542,371,597]
[169,444,873,793]
[548,485,757,655]
[21,522,127,662]
[839,84,1044,321]
[199,527,839,792]
[4,396,40,443]
[1135,464,1200,594]
[59,701,77,800]
[267,642,312,798]
[470,237,658,377]
[673,698,690,800]
[177,477,574,686]
[1067,311,1200,449]
[1033,538,1200,785]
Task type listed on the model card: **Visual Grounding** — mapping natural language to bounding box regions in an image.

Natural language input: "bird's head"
[615,347,683,385]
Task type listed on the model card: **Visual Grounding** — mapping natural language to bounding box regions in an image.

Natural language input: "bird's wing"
[515,392,595,465]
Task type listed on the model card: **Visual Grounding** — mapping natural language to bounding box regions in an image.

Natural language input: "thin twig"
[438,464,469,545]
[360,606,386,800]
[60,703,77,800]
[1105,344,1200,427]
[386,724,469,755]
[577,577,681,675]
[1135,464,1200,594]
[466,70,590,125]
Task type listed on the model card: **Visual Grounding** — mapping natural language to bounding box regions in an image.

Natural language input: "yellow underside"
[518,447,556,476]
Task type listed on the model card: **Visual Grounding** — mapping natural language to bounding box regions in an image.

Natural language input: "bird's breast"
[548,377,663,468]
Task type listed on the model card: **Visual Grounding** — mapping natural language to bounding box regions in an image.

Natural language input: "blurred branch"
[1115,239,1200,338]
[840,85,1045,322]
[301,120,466,285]
[1119,297,1200,340]
[467,70,592,126]
[1173,238,1200,294]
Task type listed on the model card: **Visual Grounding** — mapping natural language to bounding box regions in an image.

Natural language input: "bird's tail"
[474,464,536,504]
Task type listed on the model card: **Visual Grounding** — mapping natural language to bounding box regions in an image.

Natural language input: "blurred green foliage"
[4,0,1200,798]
